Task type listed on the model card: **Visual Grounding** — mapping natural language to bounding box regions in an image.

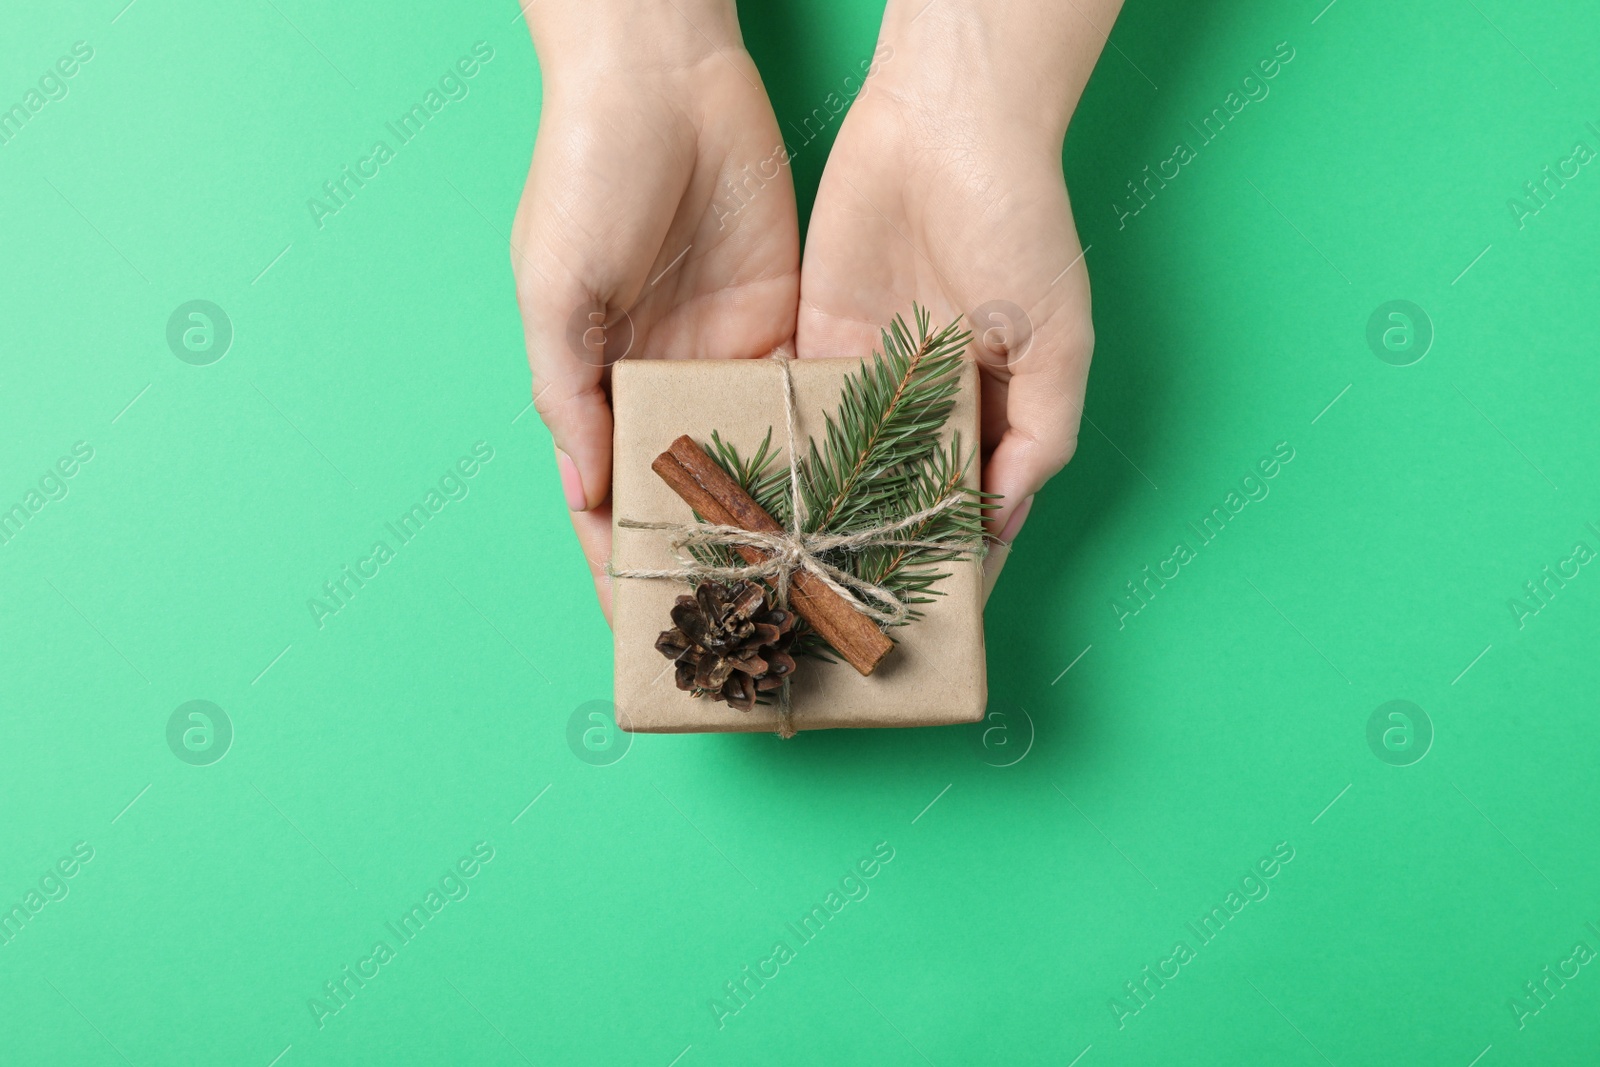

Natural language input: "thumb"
[512,206,629,511]
[510,180,621,511]
[981,322,1093,544]
[530,336,615,512]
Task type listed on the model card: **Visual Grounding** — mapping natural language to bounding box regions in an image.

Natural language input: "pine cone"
[654,580,798,712]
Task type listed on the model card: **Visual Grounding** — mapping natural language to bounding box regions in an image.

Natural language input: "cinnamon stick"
[651,434,894,676]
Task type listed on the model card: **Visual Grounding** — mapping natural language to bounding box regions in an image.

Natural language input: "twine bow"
[611,354,984,734]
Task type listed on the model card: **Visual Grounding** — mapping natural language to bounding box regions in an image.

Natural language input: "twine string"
[614,497,969,626]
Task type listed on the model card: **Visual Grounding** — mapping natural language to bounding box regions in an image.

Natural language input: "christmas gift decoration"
[611,308,990,735]
[654,580,799,712]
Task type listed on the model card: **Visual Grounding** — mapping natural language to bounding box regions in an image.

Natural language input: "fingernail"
[556,449,588,511]
[998,495,1034,544]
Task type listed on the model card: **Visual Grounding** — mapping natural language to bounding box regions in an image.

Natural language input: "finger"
[567,499,615,623]
[512,233,628,514]
[981,310,1094,542]
[512,208,620,512]
[534,360,614,513]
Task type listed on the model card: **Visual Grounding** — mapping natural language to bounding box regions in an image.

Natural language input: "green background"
[3,0,1597,1063]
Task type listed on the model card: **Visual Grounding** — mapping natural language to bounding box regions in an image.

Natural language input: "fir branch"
[696,304,986,656]
[799,306,971,535]
[847,433,992,619]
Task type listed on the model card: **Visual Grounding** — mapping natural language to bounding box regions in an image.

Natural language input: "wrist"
[875,0,1115,141]
[529,0,743,84]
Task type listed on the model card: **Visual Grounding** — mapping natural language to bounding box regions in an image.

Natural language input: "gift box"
[611,339,988,734]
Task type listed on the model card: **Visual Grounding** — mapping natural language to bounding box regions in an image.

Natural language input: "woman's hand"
[513,1,799,619]
[798,0,1121,556]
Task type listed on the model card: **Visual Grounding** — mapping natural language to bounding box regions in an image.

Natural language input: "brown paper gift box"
[611,357,988,733]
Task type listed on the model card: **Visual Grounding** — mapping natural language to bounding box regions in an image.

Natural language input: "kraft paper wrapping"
[611,357,987,733]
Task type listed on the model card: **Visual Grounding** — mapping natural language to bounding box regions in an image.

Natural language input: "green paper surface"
[2,0,1597,1063]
